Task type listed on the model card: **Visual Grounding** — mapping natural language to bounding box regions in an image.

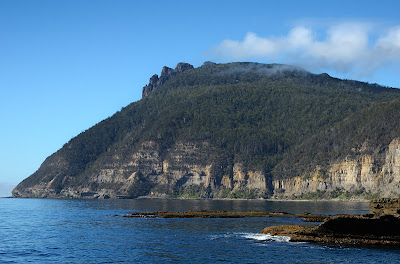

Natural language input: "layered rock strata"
[13,141,268,199]
[273,138,400,199]
[13,137,400,199]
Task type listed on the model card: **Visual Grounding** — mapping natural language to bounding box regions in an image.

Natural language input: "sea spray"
[241,233,291,243]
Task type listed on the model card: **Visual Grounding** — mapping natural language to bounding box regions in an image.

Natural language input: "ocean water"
[1,198,399,263]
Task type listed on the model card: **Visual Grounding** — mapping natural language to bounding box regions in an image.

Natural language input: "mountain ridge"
[13,62,400,199]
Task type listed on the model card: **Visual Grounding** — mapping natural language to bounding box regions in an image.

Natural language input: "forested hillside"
[13,62,400,199]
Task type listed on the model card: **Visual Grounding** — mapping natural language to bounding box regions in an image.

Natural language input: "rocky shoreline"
[124,209,400,246]
[123,199,400,247]
[260,198,400,247]
[123,210,329,221]
[260,214,400,246]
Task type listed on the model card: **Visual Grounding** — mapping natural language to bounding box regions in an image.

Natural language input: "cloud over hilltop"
[213,22,400,77]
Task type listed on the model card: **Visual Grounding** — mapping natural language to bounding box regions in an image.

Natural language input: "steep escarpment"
[273,138,400,199]
[14,140,269,199]
[12,62,400,199]
[273,97,400,199]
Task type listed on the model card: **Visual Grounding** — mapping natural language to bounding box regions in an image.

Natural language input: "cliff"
[12,62,400,199]
[13,140,269,199]
[142,63,193,97]
[273,95,400,199]
[273,138,400,199]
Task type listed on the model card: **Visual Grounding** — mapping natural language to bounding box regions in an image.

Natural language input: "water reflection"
[77,198,369,215]
[1,198,370,215]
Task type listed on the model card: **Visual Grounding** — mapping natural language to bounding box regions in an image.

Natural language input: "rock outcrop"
[272,137,400,199]
[123,210,329,221]
[370,198,400,216]
[142,62,194,97]
[260,199,400,246]
[260,215,400,246]
[13,141,269,199]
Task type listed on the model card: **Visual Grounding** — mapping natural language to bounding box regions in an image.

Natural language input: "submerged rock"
[123,210,329,221]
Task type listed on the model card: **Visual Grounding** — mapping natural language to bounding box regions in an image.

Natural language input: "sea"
[1,198,399,264]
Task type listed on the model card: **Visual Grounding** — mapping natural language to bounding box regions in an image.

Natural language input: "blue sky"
[1,0,400,196]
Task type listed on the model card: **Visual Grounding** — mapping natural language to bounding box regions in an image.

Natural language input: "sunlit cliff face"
[273,137,400,199]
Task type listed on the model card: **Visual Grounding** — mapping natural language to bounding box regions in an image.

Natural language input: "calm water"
[0,198,399,263]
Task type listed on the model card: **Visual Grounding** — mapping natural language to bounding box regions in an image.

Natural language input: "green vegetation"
[219,188,232,198]
[139,63,399,176]
[274,97,400,180]
[293,188,369,200]
[174,184,207,199]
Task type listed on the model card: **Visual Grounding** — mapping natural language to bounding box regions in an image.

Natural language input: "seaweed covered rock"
[370,198,400,216]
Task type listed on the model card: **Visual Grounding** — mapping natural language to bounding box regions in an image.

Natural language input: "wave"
[209,232,291,243]
[241,233,291,243]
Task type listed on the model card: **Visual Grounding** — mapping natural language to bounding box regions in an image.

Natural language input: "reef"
[123,210,328,221]
[260,198,400,247]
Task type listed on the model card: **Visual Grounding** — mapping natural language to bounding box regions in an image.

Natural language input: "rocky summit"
[12,62,400,199]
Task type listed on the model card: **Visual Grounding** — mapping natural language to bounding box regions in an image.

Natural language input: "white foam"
[241,233,291,243]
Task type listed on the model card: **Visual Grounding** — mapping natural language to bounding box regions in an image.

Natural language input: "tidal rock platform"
[123,210,328,221]
[260,199,400,247]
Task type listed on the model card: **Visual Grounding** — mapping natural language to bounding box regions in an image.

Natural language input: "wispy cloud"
[212,22,400,77]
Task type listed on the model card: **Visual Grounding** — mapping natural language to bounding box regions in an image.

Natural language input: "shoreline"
[135,195,370,202]
[6,195,370,203]
[260,214,400,247]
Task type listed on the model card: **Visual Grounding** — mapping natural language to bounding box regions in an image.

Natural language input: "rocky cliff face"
[142,62,194,97]
[15,137,400,199]
[13,141,269,199]
[273,137,400,199]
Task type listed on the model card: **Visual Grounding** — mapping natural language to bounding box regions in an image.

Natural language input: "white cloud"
[310,24,368,62]
[213,23,400,76]
[287,26,313,48]
[375,26,400,59]
[215,32,280,59]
